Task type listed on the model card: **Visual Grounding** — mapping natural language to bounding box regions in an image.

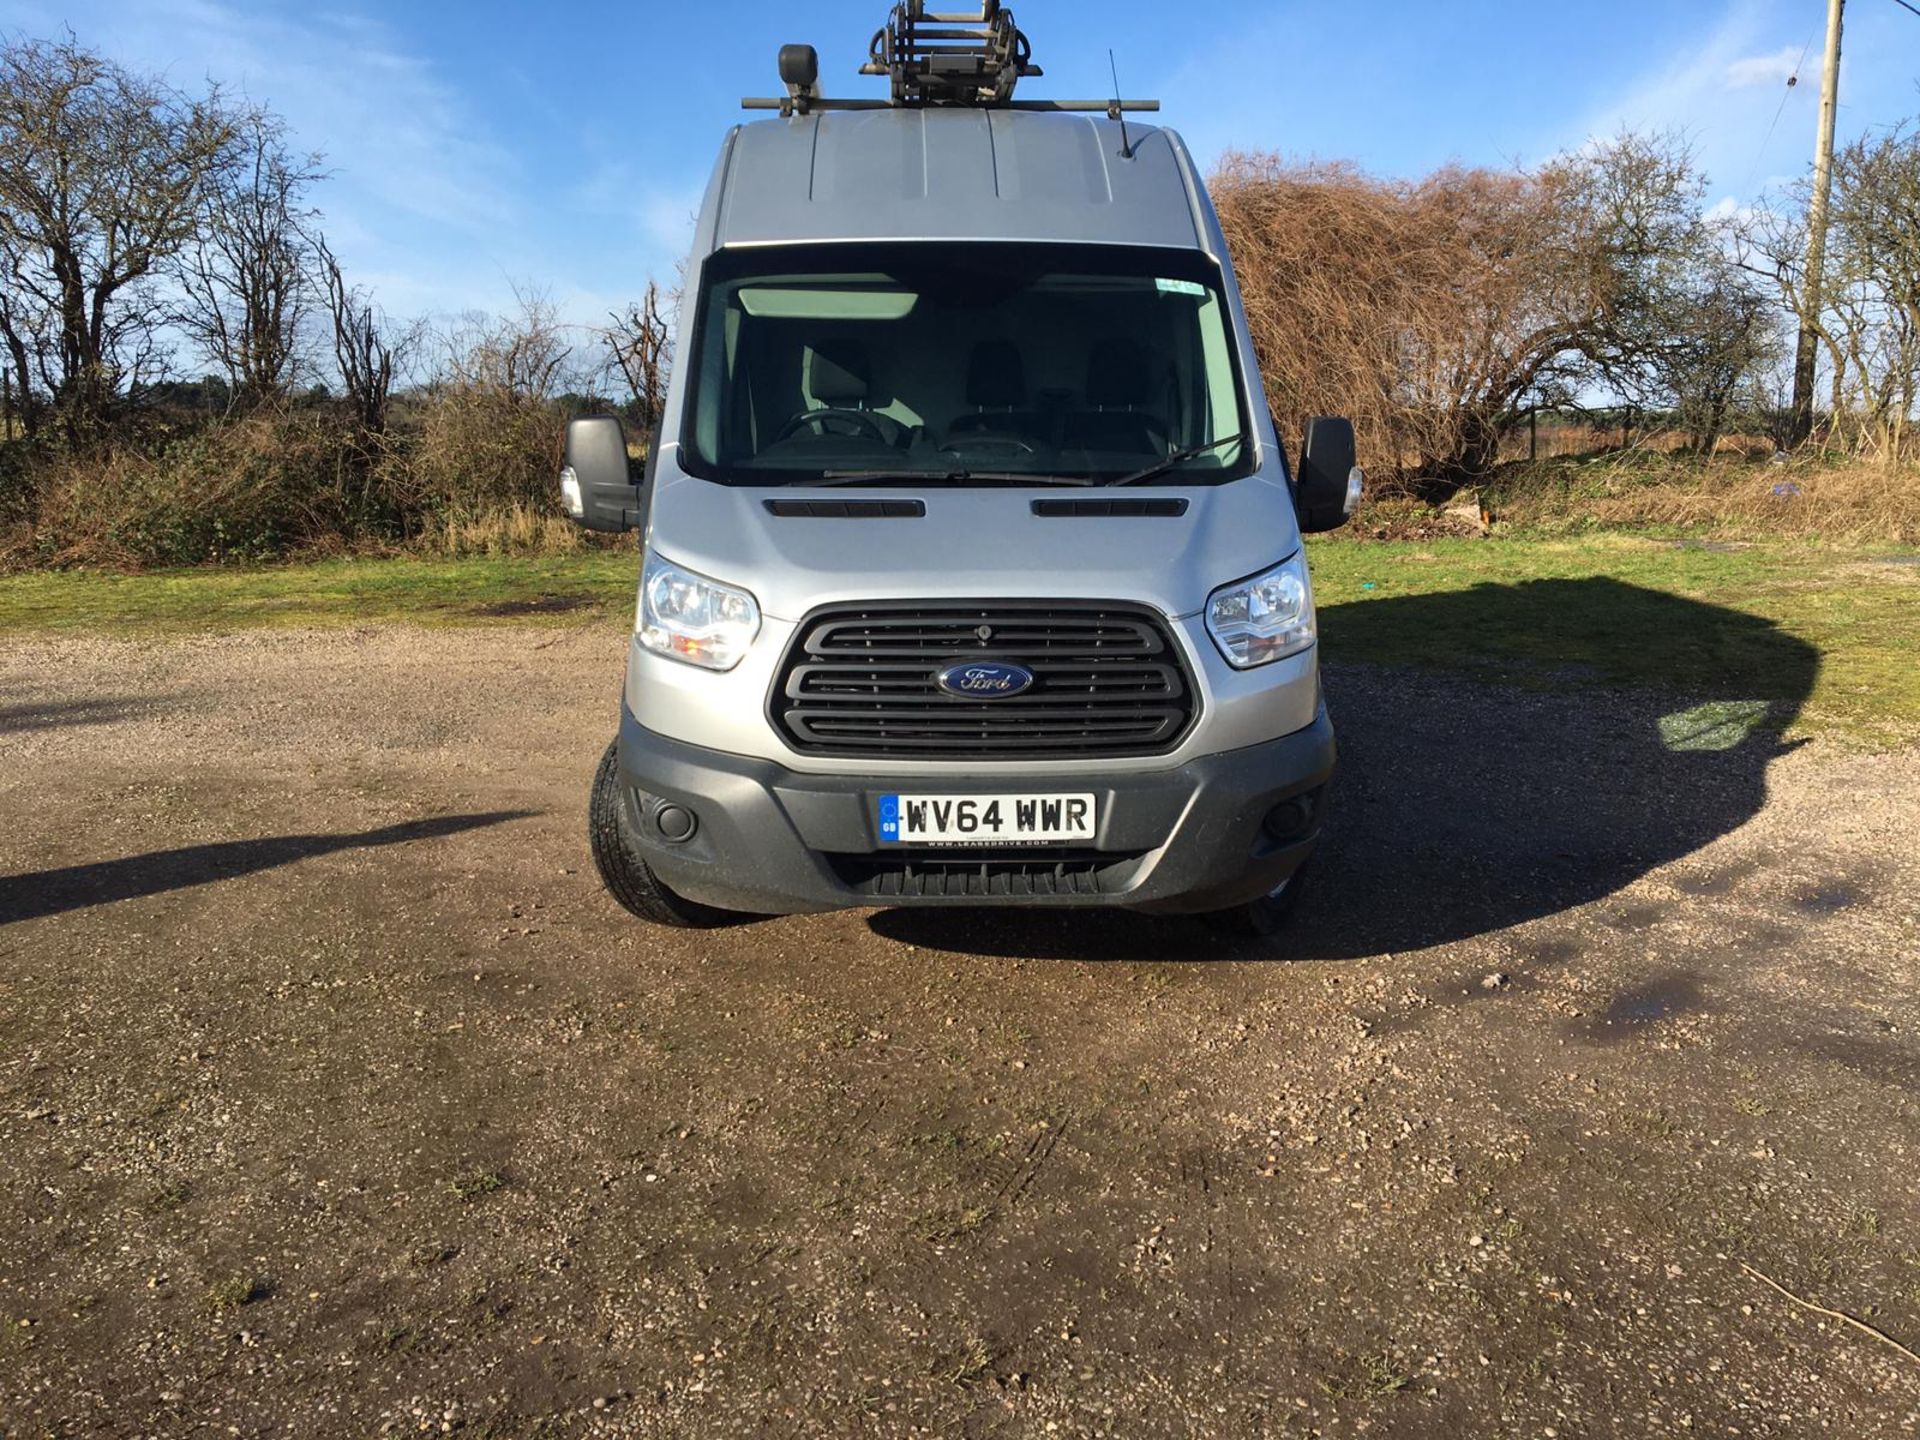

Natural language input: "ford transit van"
[562,5,1362,934]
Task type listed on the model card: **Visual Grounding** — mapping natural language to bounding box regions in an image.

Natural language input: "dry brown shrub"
[3,410,380,568]
[396,293,572,533]
[403,387,566,523]
[1212,151,1622,496]
[1497,424,1777,463]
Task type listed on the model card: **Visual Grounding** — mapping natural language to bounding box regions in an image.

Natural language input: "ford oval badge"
[936,661,1034,698]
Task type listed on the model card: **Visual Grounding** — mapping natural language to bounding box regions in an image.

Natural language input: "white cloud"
[89,0,515,231]
[1725,46,1802,91]
[1567,6,1762,145]
[1555,3,1823,204]
[638,186,703,264]
[0,0,528,317]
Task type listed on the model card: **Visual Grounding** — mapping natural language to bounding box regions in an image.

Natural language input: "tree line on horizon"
[1,30,1916,566]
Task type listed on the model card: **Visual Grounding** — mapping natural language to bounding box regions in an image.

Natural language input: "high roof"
[704,108,1207,253]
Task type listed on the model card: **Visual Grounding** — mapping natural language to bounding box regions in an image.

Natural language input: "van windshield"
[679,242,1253,487]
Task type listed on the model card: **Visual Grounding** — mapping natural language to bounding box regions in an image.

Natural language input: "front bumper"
[611,705,1336,916]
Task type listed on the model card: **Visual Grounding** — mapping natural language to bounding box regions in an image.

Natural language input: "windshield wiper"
[811,468,1098,488]
[1104,433,1247,487]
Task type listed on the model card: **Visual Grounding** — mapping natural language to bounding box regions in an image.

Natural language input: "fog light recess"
[654,804,697,843]
[1261,794,1316,842]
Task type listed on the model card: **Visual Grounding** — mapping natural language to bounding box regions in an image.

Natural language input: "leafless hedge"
[3,27,1917,566]
[1213,136,1794,497]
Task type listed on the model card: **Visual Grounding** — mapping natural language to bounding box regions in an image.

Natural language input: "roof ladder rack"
[741,3,1159,116]
[861,1,1038,106]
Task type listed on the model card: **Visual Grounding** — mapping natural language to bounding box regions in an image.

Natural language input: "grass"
[449,1167,507,1203]
[205,1272,272,1312]
[931,1333,994,1387]
[0,550,639,634]
[912,1204,995,1245]
[143,1181,191,1213]
[1314,1347,1413,1401]
[1306,533,1920,747]
[1479,453,1920,544]
[0,531,1913,745]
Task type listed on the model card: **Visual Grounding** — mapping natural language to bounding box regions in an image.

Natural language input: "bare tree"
[440,285,571,400]
[1661,264,1780,453]
[1823,126,1920,460]
[174,108,323,408]
[602,280,674,428]
[1573,137,1781,452]
[0,34,234,435]
[1742,125,1920,461]
[314,235,414,434]
[0,238,54,435]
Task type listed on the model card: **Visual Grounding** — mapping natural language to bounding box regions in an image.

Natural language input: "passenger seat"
[945,339,1052,446]
[1061,339,1169,456]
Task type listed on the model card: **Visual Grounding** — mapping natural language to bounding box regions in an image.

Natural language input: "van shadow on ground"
[0,812,534,927]
[867,578,1820,962]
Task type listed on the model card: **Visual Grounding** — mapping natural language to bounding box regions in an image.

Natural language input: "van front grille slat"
[771,601,1198,758]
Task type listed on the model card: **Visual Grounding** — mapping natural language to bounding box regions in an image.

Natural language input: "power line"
[1744,35,1814,194]
[1891,0,1920,18]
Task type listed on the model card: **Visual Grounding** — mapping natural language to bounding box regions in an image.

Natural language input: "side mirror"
[559,415,641,533]
[1294,416,1364,533]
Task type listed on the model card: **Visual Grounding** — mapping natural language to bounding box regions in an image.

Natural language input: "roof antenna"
[1108,48,1133,157]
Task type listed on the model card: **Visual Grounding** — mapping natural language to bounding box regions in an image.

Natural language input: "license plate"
[877,793,1096,845]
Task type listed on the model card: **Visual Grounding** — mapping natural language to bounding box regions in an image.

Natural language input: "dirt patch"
[469,593,592,617]
[2,627,1918,1437]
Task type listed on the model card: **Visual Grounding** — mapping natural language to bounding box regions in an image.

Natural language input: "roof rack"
[864,1,1036,106]
[742,2,1158,117]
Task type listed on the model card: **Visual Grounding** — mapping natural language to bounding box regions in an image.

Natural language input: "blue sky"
[4,0,1918,330]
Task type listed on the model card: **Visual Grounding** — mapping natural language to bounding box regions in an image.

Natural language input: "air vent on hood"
[764,498,926,518]
[1030,498,1190,517]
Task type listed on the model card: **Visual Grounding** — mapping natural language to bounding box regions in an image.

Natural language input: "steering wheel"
[776,408,888,444]
[943,432,1038,456]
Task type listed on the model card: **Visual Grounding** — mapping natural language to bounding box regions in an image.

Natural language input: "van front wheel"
[1205,862,1311,939]
[587,741,748,928]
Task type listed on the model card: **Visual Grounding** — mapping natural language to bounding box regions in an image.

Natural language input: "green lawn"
[1,534,1914,746]
[0,551,643,633]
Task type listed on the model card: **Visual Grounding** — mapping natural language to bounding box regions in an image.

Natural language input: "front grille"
[772,601,1197,758]
[826,850,1146,899]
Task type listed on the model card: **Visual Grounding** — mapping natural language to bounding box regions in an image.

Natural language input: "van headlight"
[638,552,760,671]
[1205,552,1315,668]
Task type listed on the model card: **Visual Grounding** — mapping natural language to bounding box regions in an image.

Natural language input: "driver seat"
[802,341,906,447]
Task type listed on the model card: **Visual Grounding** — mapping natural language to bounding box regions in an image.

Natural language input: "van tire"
[588,741,746,928]
[1207,862,1310,939]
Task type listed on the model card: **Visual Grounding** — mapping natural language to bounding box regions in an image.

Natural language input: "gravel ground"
[1,622,1917,1438]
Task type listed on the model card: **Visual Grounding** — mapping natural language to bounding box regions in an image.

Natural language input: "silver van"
[562,6,1361,935]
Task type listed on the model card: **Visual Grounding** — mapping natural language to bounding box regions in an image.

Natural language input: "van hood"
[644,457,1304,621]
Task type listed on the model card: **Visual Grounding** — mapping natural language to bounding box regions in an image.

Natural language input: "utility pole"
[1790,0,1845,445]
